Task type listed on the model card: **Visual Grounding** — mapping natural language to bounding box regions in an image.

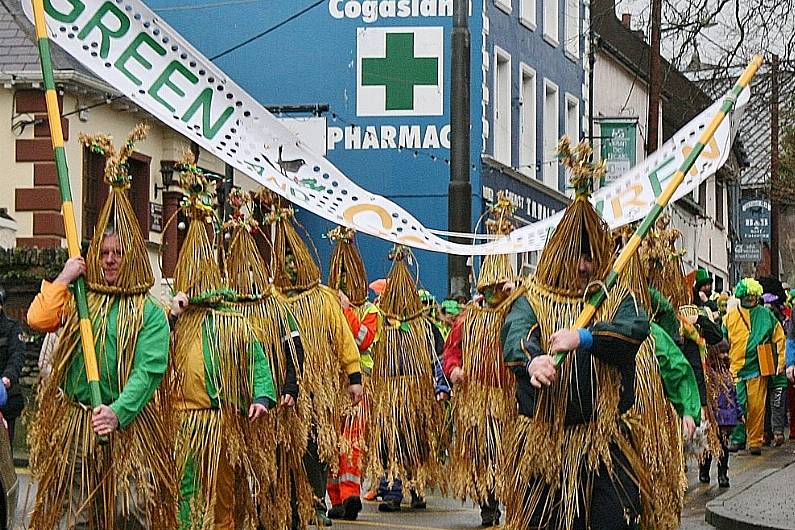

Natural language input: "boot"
[717,451,730,488]
[327,504,345,519]
[699,456,711,484]
[410,490,426,510]
[342,496,362,520]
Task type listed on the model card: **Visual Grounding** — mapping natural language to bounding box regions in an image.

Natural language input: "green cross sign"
[361,32,439,111]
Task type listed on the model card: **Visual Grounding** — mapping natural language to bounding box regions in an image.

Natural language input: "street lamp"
[155,162,176,199]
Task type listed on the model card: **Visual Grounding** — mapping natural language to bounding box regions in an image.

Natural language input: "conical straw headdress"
[79,123,154,294]
[476,192,517,291]
[225,188,270,298]
[261,193,321,292]
[533,137,613,297]
[172,156,223,299]
[327,226,368,306]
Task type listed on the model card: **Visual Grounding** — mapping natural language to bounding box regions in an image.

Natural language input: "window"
[715,179,725,227]
[543,79,559,190]
[495,0,512,14]
[564,0,579,57]
[494,48,512,165]
[127,154,151,237]
[543,0,559,45]
[519,65,537,177]
[82,148,151,242]
[520,0,536,29]
[82,147,109,242]
[697,180,707,210]
[564,93,579,143]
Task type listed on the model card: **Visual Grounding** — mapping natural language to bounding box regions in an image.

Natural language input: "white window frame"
[564,93,579,143]
[543,0,559,46]
[543,79,559,190]
[519,63,537,178]
[564,0,579,58]
[495,0,512,15]
[520,0,537,30]
[493,47,512,166]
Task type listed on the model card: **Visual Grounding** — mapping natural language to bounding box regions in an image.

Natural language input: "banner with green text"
[24,0,748,255]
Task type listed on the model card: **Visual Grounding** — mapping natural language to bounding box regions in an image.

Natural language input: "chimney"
[621,13,632,28]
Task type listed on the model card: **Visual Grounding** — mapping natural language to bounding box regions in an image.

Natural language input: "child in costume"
[27,124,176,530]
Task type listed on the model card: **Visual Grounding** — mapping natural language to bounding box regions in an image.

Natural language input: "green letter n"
[182,88,234,141]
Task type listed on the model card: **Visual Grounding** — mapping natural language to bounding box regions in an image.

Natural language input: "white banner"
[25,0,747,255]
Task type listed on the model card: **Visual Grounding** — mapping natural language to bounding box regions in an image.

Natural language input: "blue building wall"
[147,0,580,298]
[149,0,483,299]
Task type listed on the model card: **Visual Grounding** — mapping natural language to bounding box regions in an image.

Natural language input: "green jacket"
[62,296,169,429]
[650,322,702,422]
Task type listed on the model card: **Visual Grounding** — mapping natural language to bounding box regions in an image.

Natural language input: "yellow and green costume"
[171,164,276,530]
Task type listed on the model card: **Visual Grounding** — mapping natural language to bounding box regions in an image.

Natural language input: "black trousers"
[528,444,640,530]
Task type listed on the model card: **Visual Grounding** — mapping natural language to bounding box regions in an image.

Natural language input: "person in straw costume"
[167,158,276,530]
[610,223,700,530]
[26,123,176,529]
[222,188,312,529]
[500,137,651,530]
[442,192,523,527]
[325,226,382,521]
[260,192,363,527]
[364,245,447,507]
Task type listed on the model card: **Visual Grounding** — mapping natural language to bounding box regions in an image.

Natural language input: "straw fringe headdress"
[28,123,177,530]
[223,190,314,529]
[502,138,649,530]
[171,160,273,530]
[328,226,369,307]
[261,192,349,468]
[618,228,686,530]
[365,247,444,494]
[449,193,522,503]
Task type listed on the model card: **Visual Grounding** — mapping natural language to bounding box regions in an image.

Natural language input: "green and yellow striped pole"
[556,54,763,364]
[30,0,104,415]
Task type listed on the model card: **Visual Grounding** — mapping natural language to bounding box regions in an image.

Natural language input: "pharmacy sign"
[357,27,444,116]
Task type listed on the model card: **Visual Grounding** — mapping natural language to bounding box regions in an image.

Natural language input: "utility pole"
[770,54,780,278]
[647,0,662,155]
[448,0,471,297]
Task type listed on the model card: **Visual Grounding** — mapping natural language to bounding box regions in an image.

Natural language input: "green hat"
[694,268,713,289]
[735,278,763,298]
[441,299,461,316]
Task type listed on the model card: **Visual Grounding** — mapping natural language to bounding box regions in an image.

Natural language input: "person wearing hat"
[168,160,277,530]
[26,124,176,529]
[723,278,786,455]
[325,227,383,522]
[693,268,719,314]
[501,139,650,529]
[443,194,521,527]
[0,288,25,449]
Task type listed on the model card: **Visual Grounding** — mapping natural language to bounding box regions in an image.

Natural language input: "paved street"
[10,442,795,529]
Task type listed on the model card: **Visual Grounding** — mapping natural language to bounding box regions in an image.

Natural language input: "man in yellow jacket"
[723,278,786,455]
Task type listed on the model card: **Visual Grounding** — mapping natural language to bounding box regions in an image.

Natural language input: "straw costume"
[262,193,362,525]
[170,160,276,530]
[325,226,382,521]
[365,246,445,496]
[26,123,177,529]
[500,138,651,530]
[223,189,312,529]
[442,193,522,526]
[625,225,702,530]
